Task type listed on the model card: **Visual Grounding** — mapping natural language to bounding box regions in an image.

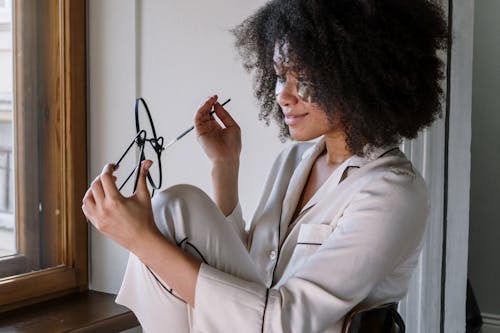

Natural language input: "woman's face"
[273,44,340,142]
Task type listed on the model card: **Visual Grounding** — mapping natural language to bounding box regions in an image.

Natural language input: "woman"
[82,0,448,332]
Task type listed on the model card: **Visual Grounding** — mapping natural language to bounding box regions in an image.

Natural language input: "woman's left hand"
[82,160,160,252]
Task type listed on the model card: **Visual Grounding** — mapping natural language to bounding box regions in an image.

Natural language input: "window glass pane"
[0,0,13,258]
[0,0,65,278]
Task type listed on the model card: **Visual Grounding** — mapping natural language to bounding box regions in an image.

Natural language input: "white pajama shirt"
[117,137,429,333]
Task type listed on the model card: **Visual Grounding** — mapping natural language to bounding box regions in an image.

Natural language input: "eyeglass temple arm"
[116,130,147,192]
[118,165,137,192]
[114,130,147,168]
[132,143,146,193]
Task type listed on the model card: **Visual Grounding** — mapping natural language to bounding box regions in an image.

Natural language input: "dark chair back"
[342,302,405,333]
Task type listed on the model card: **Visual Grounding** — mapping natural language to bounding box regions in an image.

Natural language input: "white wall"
[469,0,500,332]
[88,2,474,333]
[88,0,286,294]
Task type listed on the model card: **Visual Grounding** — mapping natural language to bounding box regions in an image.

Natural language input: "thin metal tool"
[163,98,231,150]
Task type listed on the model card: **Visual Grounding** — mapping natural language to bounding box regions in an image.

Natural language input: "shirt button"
[269,250,277,260]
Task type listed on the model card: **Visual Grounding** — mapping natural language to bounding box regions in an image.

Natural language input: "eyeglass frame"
[114,97,165,197]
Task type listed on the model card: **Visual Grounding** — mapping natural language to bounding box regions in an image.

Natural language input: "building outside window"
[0,0,14,257]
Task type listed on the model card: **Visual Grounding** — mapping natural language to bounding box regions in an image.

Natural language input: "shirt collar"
[300,136,400,168]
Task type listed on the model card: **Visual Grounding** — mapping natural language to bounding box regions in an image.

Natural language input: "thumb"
[135,159,153,199]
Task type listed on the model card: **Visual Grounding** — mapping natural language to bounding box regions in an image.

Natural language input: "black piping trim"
[143,236,209,304]
[296,242,322,246]
[146,265,186,303]
[176,236,189,246]
[261,288,270,333]
[177,237,208,264]
[378,147,400,158]
[270,205,284,285]
[185,241,208,264]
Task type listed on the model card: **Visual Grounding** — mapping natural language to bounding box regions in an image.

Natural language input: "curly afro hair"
[232,0,449,155]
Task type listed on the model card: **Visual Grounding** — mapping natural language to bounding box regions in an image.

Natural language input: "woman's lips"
[284,113,307,126]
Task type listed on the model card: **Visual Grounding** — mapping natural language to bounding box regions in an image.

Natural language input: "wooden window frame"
[0,0,87,311]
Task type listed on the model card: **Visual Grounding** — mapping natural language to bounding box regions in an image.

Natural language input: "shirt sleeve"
[193,169,429,333]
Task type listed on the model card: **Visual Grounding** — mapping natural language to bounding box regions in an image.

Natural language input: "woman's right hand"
[195,95,241,215]
[194,95,241,166]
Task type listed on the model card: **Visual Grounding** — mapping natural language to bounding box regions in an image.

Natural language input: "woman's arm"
[211,160,240,216]
[195,95,241,216]
[81,96,242,307]
[82,162,201,306]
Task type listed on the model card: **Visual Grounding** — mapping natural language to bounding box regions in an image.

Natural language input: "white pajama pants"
[115,184,262,333]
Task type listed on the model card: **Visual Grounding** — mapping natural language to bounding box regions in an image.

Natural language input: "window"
[0,0,14,260]
[0,0,87,310]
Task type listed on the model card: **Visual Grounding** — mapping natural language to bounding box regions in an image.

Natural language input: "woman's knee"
[153,184,212,209]
[151,184,217,241]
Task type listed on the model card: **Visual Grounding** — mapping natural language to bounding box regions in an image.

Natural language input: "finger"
[91,178,105,203]
[81,202,93,220]
[100,163,121,198]
[82,189,96,216]
[135,160,153,199]
[194,95,218,125]
[213,102,239,129]
[83,187,96,206]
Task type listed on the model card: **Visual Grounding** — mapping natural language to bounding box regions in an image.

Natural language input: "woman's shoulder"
[351,148,428,210]
[342,146,428,208]
[364,148,424,184]
[352,145,420,178]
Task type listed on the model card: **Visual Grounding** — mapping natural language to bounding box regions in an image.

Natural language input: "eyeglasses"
[114,97,231,197]
[275,73,315,103]
[114,98,165,197]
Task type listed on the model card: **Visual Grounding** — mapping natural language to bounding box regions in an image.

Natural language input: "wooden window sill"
[0,290,140,332]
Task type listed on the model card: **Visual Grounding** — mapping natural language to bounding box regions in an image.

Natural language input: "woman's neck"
[322,131,353,166]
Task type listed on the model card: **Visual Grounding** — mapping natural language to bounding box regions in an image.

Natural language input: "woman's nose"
[276,79,299,107]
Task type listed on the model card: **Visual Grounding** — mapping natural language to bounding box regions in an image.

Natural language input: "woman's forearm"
[132,231,202,307]
[133,159,240,308]
[211,160,240,216]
